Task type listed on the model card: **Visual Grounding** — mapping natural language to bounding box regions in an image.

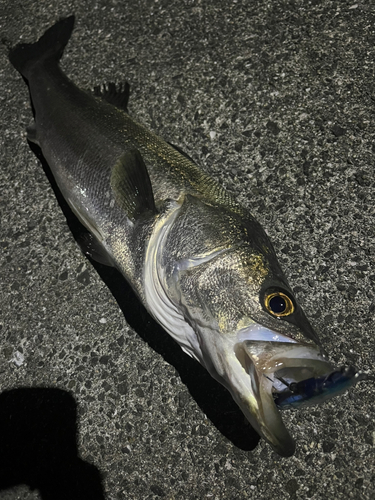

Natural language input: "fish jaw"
[197,324,334,457]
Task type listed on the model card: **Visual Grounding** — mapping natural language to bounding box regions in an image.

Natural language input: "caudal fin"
[9,16,75,78]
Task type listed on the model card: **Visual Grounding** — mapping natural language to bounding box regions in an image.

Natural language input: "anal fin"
[26,122,40,145]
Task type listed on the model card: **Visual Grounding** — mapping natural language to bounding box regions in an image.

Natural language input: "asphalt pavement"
[0,1,374,499]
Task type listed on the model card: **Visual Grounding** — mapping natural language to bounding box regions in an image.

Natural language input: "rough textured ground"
[0,1,374,499]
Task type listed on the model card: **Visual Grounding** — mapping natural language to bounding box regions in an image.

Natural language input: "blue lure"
[274,366,367,409]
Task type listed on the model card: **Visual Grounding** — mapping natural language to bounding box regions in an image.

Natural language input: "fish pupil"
[269,295,286,314]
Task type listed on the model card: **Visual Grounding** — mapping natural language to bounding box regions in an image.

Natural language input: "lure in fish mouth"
[8,16,366,456]
[233,330,363,455]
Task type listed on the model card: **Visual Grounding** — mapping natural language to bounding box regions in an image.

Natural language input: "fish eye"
[264,291,294,317]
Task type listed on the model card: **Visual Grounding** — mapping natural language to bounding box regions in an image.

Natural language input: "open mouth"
[234,324,365,456]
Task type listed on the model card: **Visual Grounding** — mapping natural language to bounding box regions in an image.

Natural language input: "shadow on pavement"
[0,387,105,500]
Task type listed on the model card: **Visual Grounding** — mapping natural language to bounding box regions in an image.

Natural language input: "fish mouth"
[234,324,334,456]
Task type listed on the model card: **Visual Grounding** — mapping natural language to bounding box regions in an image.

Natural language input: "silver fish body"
[9,16,364,456]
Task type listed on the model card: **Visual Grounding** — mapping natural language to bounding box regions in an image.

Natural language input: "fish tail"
[8,15,75,78]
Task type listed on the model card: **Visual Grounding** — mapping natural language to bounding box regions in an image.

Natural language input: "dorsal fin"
[168,142,197,164]
[110,149,157,221]
[93,82,130,112]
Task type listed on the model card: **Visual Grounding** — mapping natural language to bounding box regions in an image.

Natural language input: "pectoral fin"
[110,149,157,221]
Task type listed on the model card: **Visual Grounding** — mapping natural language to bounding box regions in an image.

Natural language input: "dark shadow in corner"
[29,141,260,452]
[0,387,105,500]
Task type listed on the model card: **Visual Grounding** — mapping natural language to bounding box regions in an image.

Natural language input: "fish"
[8,16,365,457]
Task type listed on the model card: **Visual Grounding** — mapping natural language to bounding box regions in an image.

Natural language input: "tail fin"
[9,16,75,78]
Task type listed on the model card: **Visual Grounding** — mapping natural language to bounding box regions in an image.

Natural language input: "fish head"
[175,240,334,456]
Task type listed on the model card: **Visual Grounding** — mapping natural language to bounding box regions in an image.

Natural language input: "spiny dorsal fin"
[168,142,197,164]
[93,82,130,112]
[110,149,157,221]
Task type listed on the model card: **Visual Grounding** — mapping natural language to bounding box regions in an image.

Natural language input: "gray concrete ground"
[1,1,374,499]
